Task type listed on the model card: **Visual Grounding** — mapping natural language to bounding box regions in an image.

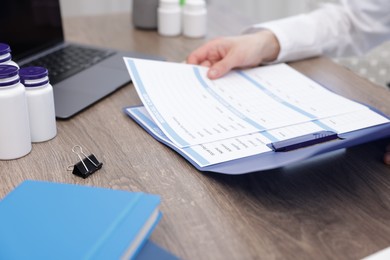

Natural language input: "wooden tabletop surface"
[1,1,390,259]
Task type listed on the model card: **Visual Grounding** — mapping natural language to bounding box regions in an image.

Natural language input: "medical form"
[124,58,389,167]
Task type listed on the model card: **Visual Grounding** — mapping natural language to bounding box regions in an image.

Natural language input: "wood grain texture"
[1,1,390,259]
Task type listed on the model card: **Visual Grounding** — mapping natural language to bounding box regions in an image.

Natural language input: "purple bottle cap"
[19,66,49,87]
[0,65,18,79]
[0,65,19,87]
[19,66,48,79]
[0,43,11,56]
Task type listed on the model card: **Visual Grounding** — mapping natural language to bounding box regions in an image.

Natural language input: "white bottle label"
[0,82,32,160]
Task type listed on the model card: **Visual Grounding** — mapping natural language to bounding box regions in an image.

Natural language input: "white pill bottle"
[19,66,57,143]
[0,65,31,160]
[183,0,207,38]
[158,0,182,36]
[0,43,19,68]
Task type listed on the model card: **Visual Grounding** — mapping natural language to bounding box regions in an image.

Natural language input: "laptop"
[0,0,161,119]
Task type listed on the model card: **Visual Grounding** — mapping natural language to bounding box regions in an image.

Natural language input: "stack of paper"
[123,58,390,171]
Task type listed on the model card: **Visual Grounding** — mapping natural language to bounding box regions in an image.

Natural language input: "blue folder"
[124,105,390,175]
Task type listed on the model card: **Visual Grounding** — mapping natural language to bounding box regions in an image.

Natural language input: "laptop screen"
[0,0,64,61]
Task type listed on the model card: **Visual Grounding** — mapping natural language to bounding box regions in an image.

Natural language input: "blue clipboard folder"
[124,105,390,175]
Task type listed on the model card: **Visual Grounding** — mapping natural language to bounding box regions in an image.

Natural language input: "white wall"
[60,0,309,18]
[223,0,339,22]
[60,0,334,19]
[223,0,306,23]
[60,0,131,17]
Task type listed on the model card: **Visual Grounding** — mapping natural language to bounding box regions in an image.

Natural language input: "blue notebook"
[136,241,180,260]
[0,180,161,260]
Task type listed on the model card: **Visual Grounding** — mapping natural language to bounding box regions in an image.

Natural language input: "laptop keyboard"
[23,45,115,85]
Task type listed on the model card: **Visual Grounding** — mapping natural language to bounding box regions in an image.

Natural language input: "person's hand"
[187,30,280,79]
[385,143,390,165]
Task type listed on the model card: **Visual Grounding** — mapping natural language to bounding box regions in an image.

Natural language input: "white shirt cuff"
[243,14,323,63]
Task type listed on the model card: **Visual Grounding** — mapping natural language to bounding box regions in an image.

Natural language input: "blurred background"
[59,0,325,19]
[59,0,389,90]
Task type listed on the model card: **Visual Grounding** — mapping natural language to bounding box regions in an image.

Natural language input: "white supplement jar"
[19,66,57,143]
[0,65,31,160]
[158,0,182,36]
[183,0,207,38]
[0,43,19,68]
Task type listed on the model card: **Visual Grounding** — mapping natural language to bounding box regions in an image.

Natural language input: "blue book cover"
[136,241,180,260]
[0,180,162,260]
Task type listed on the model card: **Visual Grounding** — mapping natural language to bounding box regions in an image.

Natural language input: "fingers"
[187,32,280,79]
[186,40,231,79]
[187,51,203,65]
[207,55,235,79]
[207,45,246,79]
[186,38,223,65]
[186,46,208,65]
[200,60,211,67]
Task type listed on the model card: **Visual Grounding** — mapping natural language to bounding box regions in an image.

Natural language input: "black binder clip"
[69,145,103,178]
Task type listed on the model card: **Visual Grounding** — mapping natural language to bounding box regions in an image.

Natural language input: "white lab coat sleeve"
[244,0,390,63]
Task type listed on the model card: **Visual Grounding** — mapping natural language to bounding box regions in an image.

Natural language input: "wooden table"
[1,2,390,259]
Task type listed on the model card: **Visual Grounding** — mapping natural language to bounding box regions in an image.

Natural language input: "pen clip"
[267,131,339,152]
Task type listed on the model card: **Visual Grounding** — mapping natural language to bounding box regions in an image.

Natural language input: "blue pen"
[267,131,339,152]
